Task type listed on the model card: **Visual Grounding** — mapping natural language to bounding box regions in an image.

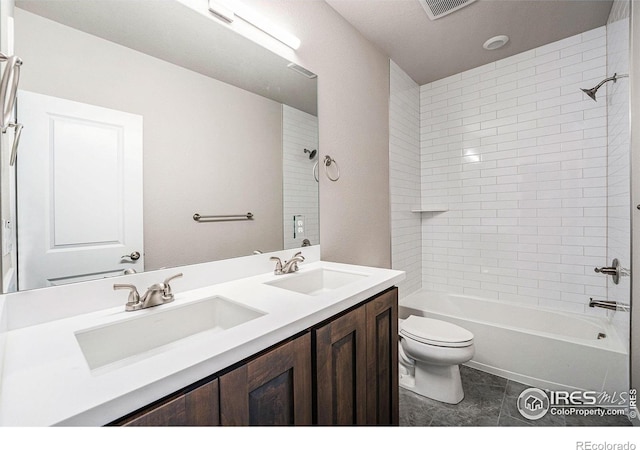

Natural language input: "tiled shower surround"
[420,27,608,314]
[391,25,626,317]
[282,105,319,250]
[390,60,422,297]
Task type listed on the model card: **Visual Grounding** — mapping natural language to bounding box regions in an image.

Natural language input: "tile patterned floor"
[399,365,633,427]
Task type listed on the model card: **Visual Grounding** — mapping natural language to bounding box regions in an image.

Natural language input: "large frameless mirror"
[3,0,318,292]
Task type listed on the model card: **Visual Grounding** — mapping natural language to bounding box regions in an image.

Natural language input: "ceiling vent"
[418,0,478,20]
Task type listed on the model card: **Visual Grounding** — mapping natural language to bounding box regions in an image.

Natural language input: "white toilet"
[398,315,475,404]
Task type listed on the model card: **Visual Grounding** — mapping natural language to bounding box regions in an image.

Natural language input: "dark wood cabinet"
[116,287,397,427]
[315,287,398,426]
[315,306,367,425]
[365,288,398,425]
[121,394,186,426]
[219,333,312,426]
[185,379,220,425]
[121,378,219,426]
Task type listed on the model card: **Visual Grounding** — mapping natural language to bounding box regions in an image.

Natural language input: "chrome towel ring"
[312,155,341,182]
[323,155,340,181]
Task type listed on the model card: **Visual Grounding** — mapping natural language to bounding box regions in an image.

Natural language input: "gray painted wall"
[246,0,392,269]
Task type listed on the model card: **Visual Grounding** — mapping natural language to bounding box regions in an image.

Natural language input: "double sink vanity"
[0,246,405,426]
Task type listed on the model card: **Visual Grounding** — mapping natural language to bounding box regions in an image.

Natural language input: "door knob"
[121,251,141,261]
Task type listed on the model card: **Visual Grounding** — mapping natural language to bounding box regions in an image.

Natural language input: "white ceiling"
[325,0,614,85]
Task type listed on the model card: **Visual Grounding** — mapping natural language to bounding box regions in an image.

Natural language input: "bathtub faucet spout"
[588,298,630,312]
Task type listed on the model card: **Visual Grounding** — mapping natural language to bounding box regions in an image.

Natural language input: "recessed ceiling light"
[483,35,509,50]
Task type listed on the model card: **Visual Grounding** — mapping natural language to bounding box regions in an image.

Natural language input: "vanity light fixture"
[206,0,301,50]
[234,4,301,50]
[207,0,234,23]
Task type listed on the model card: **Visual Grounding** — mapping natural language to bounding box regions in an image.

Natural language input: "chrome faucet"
[270,252,305,275]
[588,298,630,312]
[114,273,183,311]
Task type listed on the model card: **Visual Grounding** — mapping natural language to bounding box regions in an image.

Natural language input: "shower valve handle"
[594,258,621,285]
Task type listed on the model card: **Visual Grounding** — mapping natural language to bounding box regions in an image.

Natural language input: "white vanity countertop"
[0,260,404,426]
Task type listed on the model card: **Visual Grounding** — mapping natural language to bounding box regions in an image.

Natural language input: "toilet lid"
[399,315,474,347]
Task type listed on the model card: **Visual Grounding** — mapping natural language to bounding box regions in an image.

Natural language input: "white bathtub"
[399,289,629,394]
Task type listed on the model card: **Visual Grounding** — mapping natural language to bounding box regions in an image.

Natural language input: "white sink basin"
[264,268,368,296]
[75,296,266,370]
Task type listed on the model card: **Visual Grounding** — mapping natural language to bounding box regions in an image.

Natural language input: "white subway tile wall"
[420,27,610,315]
[606,0,631,350]
[390,60,422,297]
[282,105,319,250]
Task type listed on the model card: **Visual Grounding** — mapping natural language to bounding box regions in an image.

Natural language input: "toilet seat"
[400,315,473,348]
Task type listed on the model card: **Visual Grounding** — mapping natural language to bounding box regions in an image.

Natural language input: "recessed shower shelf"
[411,205,448,213]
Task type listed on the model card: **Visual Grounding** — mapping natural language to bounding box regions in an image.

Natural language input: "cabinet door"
[219,333,312,425]
[365,288,399,425]
[185,378,220,426]
[121,395,187,426]
[121,378,220,426]
[315,306,367,425]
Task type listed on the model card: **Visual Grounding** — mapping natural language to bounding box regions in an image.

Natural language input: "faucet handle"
[163,272,183,285]
[114,283,141,310]
[270,256,283,275]
[287,252,304,272]
[162,273,183,299]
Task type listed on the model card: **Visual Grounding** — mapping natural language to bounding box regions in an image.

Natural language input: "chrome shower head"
[580,73,628,102]
[581,87,598,102]
[304,148,317,160]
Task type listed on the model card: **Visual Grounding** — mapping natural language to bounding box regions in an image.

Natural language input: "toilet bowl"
[398,315,475,404]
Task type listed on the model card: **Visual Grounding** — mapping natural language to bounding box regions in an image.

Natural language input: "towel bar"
[193,212,254,222]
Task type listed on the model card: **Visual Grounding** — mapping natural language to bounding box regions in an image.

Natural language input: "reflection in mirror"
[5,0,318,292]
